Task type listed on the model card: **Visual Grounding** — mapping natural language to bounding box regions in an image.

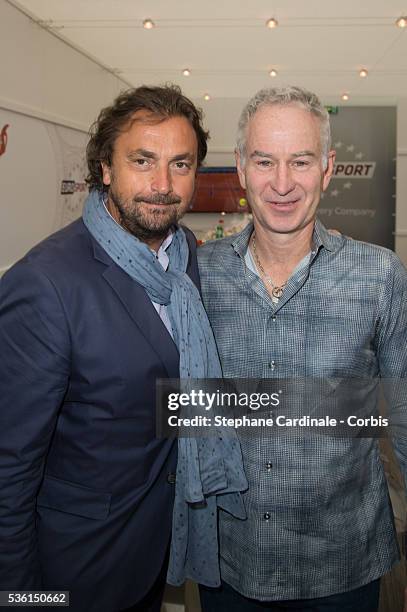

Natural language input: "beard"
[108,186,187,243]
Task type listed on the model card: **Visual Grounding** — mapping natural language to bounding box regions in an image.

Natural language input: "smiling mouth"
[143,202,172,208]
[134,201,171,212]
[268,199,300,206]
[136,196,181,206]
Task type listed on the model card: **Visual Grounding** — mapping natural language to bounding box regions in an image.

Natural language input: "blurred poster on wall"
[47,123,88,230]
[0,107,87,273]
[321,107,396,249]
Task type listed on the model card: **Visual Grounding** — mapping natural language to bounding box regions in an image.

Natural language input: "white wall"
[0,108,91,274]
[0,0,130,276]
[0,0,127,131]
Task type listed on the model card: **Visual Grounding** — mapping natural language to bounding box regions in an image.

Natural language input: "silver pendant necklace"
[251,233,287,304]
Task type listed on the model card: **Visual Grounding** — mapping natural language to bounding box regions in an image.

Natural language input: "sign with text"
[321,106,396,249]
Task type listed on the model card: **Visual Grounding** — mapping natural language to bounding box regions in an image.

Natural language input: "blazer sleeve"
[0,262,70,588]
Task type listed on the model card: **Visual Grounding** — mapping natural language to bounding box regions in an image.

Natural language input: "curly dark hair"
[86,84,209,192]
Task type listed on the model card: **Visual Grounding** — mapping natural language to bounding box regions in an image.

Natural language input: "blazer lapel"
[93,240,180,379]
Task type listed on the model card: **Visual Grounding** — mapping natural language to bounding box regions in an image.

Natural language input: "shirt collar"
[232,217,343,257]
[313,218,342,252]
[159,230,174,253]
[155,231,173,271]
[232,222,254,257]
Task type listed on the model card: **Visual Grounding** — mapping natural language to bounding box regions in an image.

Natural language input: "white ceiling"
[9,0,407,105]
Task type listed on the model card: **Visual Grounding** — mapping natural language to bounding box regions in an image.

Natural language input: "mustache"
[133,194,182,205]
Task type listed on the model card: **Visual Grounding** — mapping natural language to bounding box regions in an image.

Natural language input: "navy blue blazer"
[0,219,200,611]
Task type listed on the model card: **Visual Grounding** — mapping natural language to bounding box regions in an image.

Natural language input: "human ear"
[101,162,112,186]
[236,149,247,190]
[322,150,336,191]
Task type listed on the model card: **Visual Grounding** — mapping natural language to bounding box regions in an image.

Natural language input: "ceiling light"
[269,69,278,77]
[203,94,211,101]
[359,69,368,78]
[341,93,349,101]
[266,18,278,28]
[142,18,155,29]
[182,68,191,77]
[396,16,407,28]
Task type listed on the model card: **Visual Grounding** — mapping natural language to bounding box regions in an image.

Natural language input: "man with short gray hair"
[198,86,407,611]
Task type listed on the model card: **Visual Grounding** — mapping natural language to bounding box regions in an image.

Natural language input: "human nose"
[151,165,172,194]
[271,164,295,196]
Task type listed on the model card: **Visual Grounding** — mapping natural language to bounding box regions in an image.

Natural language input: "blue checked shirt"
[198,219,407,601]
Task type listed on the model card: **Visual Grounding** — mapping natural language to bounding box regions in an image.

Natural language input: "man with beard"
[0,85,220,611]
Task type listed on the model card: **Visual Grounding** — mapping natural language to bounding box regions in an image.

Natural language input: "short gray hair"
[236,86,331,168]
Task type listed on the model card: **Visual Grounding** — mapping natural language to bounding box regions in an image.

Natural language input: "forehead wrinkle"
[170,152,196,162]
[292,150,317,158]
[126,149,196,164]
[250,149,318,160]
[127,148,157,159]
[250,150,274,159]
[247,106,323,151]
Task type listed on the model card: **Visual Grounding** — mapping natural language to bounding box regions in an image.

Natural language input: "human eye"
[134,158,150,167]
[256,159,273,168]
[127,156,152,169]
[292,159,311,168]
[172,160,192,173]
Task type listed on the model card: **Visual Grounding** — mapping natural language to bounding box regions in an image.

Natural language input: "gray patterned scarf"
[82,189,222,378]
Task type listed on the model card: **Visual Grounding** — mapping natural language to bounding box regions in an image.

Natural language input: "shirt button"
[264,512,271,521]
[167,473,176,484]
[266,462,273,471]
[272,316,276,322]
[269,360,276,371]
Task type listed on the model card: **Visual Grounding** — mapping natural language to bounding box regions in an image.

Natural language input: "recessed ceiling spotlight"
[142,18,155,29]
[203,94,211,101]
[342,93,349,101]
[269,69,278,77]
[396,16,407,28]
[266,18,278,28]
[182,68,191,77]
[359,69,368,78]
